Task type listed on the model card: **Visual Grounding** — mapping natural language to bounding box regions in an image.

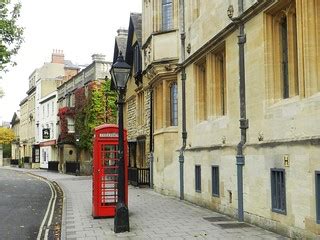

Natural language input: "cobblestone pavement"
[3,167,287,240]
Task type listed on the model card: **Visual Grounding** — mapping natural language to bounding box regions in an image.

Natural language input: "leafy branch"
[0,0,24,72]
[0,127,15,144]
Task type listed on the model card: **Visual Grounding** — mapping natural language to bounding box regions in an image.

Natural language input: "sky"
[0,0,142,124]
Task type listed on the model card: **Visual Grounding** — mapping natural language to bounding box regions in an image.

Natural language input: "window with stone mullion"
[162,0,173,31]
[133,44,141,75]
[170,82,178,126]
[265,1,299,101]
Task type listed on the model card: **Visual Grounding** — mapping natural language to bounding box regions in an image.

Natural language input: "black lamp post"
[75,133,80,176]
[110,51,131,233]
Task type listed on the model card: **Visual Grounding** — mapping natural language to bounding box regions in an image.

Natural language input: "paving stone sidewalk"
[5,167,287,240]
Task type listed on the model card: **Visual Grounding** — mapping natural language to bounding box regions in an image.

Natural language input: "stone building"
[57,54,111,175]
[38,91,59,169]
[17,50,79,169]
[33,50,79,169]
[19,85,36,168]
[10,111,20,162]
[142,0,320,238]
[123,13,151,185]
[142,0,180,191]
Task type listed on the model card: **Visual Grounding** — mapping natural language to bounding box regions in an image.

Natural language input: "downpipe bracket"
[180,32,186,41]
[181,72,186,81]
[236,155,245,166]
[182,132,187,140]
[238,34,247,44]
[239,118,249,130]
[179,152,184,164]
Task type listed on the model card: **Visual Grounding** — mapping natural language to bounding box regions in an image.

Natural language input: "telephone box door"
[101,142,118,214]
[92,124,128,218]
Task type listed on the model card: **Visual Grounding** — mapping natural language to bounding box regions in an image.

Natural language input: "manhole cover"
[203,216,233,222]
[216,223,252,229]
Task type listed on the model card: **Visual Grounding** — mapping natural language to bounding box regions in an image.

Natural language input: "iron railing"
[10,159,19,165]
[128,167,150,187]
[66,162,80,174]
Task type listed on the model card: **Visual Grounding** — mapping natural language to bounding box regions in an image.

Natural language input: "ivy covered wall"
[74,79,117,151]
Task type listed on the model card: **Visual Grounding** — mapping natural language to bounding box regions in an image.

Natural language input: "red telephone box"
[92,124,128,218]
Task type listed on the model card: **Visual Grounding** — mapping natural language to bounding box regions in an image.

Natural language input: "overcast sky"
[0,0,141,124]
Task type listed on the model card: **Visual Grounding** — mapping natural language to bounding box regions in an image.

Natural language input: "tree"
[0,127,15,144]
[0,0,24,72]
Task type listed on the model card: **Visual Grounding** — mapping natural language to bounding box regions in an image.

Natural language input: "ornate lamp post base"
[114,202,129,233]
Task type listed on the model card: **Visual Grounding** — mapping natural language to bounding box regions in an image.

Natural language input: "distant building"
[10,111,20,162]
[33,50,79,169]
[1,121,10,128]
[57,54,112,174]
[19,94,33,167]
[19,50,79,168]
[38,91,58,169]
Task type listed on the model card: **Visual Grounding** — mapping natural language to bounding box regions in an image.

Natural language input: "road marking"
[28,174,57,240]
[44,182,57,239]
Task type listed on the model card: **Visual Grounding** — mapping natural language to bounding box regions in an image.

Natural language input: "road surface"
[0,168,51,240]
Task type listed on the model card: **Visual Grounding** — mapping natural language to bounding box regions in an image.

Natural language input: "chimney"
[117,28,128,36]
[51,49,64,64]
[92,54,106,62]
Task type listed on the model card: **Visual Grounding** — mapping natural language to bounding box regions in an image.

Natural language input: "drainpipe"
[149,89,154,189]
[236,0,248,222]
[179,0,187,200]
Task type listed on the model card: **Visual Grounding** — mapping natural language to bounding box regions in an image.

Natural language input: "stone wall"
[126,82,152,167]
[127,97,137,140]
[143,0,320,238]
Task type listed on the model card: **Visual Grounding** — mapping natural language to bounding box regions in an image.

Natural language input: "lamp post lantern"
[110,51,131,233]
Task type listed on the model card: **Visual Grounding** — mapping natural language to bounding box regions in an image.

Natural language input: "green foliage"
[74,79,117,151]
[0,127,15,144]
[105,79,117,124]
[0,0,24,72]
[74,87,86,147]
[2,143,11,158]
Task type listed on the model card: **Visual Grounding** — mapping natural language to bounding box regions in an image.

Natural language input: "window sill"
[196,115,228,124]
[154,126,178,136]
[153,29,177,36]
[268,95,300,109]
[271,208,287,215]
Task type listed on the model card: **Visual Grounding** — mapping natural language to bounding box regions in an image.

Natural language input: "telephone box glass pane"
[101,144,118,206]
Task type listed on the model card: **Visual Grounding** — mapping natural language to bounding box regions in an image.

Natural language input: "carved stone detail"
[144,0,151,6]
[165,64,172,71]
[187,43,191,54]
[144,44,152,67]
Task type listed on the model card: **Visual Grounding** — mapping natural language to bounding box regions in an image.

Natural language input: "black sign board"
[42,128,50,139]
